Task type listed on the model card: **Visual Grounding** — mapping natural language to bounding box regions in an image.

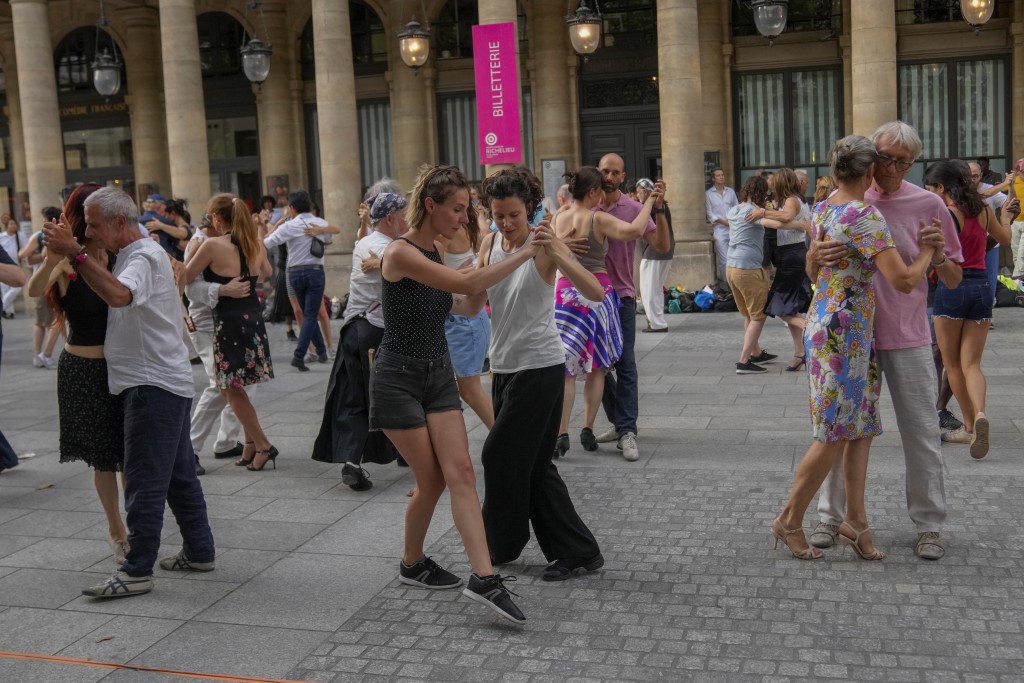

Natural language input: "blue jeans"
[289,266,326,362]
[121,386,214,576]
[0,324,18,469]
[601,296,639,435]
[985,246,999,301]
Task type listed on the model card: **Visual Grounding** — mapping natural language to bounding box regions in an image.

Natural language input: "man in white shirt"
[263,190,331,371]
[705,168,738,285]
[0,217,25,318]
[43,187,215,598]
[312,192,405,490]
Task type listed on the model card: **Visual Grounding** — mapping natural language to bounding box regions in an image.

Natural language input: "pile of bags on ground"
[995,275,1024,308]
[637,284,737,315]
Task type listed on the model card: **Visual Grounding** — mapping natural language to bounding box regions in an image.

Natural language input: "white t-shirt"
[344,231,393,328]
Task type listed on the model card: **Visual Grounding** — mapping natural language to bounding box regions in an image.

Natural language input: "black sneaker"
[286,329,298,341]
[750,350,778,364]
[195,455,206,476]
[341,463,373,491]
[579,428,597,452]
[554,433,569,460]
[399,556,463,589]
[462,573,525,624]
[214,442,245,459]
[542,553,605,582]
[291,357,309,372]
[736,361,767,374]
[317,352,329,363]
[938,409,964,432]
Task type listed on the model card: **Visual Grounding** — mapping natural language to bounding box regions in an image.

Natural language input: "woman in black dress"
[27,183,128,565]
[184,194,275,470]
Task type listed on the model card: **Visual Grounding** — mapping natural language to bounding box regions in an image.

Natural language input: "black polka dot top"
[379,237,453,359]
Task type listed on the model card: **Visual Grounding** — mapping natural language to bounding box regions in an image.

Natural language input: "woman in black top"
[370,165,547,624]
[27,183,128,566]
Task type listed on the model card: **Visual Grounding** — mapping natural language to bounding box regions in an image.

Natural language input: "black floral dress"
[204,239,274,389]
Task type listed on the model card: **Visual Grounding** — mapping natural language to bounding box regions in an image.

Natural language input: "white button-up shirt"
[706,185,739,226]
[263,213,331,268]
[344,231,393,328]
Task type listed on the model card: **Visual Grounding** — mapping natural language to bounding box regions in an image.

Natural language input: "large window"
[733,0,840,37]
[305,100,395,197]
[207,116,258,160]
[898,58,1009,183]
[54,27,126,94]
[734,68,841,184]
[63,126,132,170]
[895,0,1013,24]
[198,12,242,77]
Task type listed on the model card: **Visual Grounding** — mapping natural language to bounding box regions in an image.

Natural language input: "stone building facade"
[0,0,1020,289]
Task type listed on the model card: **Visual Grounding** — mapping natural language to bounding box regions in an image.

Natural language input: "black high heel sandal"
[247,446,279,472]
[785,356,806,372]
[234,441,256,467]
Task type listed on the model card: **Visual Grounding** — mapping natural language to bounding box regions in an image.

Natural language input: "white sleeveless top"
[443,248,476,270]
[486,233,566,373]
[777,201,810,246]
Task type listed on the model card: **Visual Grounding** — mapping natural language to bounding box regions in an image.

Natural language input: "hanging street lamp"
[241,0,273,85]
[91,0,122,97]
[566,1,602,55]
[960,0,995,34]
[398,17,431,71]
[750,0,789,46]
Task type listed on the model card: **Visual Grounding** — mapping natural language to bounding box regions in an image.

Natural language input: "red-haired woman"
[183,194,275,470]
[27,183,128,565]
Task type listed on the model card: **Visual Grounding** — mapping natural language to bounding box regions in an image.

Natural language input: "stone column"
[850,0,897,135]
[159,0,210,206]
[1012,4,1024,157]
[699,0,728,174]
[659,0,714,288]
[390,9,436,192]
[478,0,521,176]
[122,6,171,199]
[254,0,302,199]
[311,0,360,246]
[0,25,29,204]
[10,0,66,217]
[531,0,577,175]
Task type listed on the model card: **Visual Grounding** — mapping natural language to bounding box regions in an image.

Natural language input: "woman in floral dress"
[773,135,935,561]
[184,194,276,471]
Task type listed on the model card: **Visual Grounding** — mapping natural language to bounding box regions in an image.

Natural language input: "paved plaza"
[0,306,1022,682]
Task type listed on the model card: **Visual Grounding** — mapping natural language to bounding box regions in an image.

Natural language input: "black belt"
[289,264,323,272]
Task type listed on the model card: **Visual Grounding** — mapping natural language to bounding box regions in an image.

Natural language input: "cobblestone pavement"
[0,306,1021,682]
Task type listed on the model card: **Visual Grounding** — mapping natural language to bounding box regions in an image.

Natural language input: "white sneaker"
[32,355,44,368]
[37,354,54,370]
[617,432,640,461]
[304,352,318,363]
[595,427,619,443]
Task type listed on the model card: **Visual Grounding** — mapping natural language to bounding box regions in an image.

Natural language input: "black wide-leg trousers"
[482,363,600,564]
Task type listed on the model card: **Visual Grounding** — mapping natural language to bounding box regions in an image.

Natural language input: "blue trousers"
[601,296,639,435]
[0,324,18,470]
[289,267,326,362]
[121,386,214,577]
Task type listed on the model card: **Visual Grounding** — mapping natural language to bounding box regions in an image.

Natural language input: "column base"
[666,240,717,291]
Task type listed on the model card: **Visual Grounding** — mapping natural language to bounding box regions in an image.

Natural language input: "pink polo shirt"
[865,181,963,351]
[593,192,656,299]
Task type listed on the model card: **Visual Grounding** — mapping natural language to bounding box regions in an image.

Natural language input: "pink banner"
[472,22,522,166]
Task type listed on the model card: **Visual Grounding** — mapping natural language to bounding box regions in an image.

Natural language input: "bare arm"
[19,233,42,266]
[917,218,962,289]
[0,262,24,287]
[74,255,134,308]
[147,220,189,240]
[873,245,934,294]
[750,196,801,223]
[595,192,658,241]
[27,251,70,297]
[256,245,273,279]
[382,234,537,295]
[183,239,216,285]
[985,203,1012,247]
[536,224,603,301]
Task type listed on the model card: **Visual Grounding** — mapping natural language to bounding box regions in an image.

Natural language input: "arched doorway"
[54,27,134,199]
[199,11,260,207]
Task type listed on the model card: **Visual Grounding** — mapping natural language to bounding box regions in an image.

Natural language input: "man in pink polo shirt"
[593,153,671,462]
[807,122,963,561]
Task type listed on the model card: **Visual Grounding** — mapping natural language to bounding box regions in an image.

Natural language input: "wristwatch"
[932,256,947,267]
[652,207,665,215]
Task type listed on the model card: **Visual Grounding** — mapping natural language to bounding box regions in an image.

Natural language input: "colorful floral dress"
[204,239,274,390]
[805,199,895,443]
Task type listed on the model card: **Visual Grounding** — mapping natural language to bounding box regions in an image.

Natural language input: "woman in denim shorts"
[369,165,545,624]
[923,160,1014,458]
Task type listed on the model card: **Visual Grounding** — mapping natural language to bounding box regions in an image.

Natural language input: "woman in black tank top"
[369,165,545,625]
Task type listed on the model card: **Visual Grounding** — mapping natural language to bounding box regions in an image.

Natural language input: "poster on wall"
[542,160,566,205]
[472,22,522,166]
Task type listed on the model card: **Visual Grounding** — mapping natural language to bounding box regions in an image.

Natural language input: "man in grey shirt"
[44,187,215,598]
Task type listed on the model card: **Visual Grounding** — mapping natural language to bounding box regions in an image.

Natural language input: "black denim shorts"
[933,271,992,322]
[368,348,463,431]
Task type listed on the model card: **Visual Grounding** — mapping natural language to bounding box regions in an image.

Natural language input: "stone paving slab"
[0,309,1021,682]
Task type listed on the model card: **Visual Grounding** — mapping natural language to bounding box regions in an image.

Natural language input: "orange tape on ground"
[0,650,313,682]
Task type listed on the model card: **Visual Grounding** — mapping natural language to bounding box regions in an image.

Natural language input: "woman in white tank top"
[453,168,607,579]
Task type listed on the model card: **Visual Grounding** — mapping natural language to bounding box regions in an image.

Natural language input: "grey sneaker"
[809,522,840,548]
[82,571,153,598]
[462,573,525,624]
[595,427,619,443]
[399,556,463,589]
[915,532,945,560]
[618,432,639,461]
[109,537,129,566]
[159,550,215,572]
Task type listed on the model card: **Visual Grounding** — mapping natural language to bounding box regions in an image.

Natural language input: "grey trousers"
[713,224,730,283]
[817,344,947,534]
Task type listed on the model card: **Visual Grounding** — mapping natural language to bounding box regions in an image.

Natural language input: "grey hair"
[556,183,571,201]
[871,121,923,160]
[794,169,809,181]
[828,135,878,182]
[363,177,403,202]
[83,187,139,225]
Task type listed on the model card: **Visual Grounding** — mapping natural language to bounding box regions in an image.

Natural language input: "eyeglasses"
[876,154,914,172]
